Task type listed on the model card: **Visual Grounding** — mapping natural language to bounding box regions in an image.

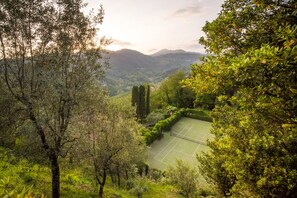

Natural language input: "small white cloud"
[147,48,158,53]
[184,42,206,53]
[112,39,132,46]
[171,4,203,18]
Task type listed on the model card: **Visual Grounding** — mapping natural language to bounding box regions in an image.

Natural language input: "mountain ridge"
[104,48,204,95]
[151,49,187,56]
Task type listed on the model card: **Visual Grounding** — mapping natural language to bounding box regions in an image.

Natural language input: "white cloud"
[171,4,203,18]
[183,42,206,53]
[112,39,132,46]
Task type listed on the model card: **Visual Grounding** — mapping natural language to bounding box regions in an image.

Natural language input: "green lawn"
[148,117,213,171]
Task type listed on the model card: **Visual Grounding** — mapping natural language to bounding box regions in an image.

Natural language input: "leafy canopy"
[185,0,297,197]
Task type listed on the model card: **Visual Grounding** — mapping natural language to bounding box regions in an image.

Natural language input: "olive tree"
[0,0,108,197]
[166,160,199,198]
[80,100,146,197]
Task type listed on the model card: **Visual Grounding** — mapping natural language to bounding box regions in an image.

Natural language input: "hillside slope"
[103,49,203,96]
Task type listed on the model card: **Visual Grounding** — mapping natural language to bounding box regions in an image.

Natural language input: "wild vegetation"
[184,0,297,197]
[1,0,296,197]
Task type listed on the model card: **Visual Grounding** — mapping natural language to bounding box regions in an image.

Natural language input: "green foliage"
[184,109,212,122]
[194,94,216,110]
[145,85,151,115]
[143,109,185,144]
[197,149,235,197]
[0,147,102,197]
[137,85,146,119]
[151,70,195,110]
[0,78,22,148]
[196,187,217,197]
[0,147,183,198]
[134,85,149,120]
[142,108,211,144]
[186,0,297,197]
[0,148,49,197]
[147,169,164,182]
[132,86,139,106]
[0,0,108,197]
[128,177,149,198]
[166,160,199,198]
[146,111,166,126]
[124,176,180,198]
[79,98,147,197]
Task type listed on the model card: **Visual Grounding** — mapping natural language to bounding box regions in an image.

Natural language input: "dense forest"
[0,0,296,198]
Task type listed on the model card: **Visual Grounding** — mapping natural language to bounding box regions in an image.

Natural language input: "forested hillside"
[103,49,203,95]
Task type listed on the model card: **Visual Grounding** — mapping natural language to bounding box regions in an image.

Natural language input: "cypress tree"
[146,84,150,115]
[138,85,146,119]
[131,86,138,106]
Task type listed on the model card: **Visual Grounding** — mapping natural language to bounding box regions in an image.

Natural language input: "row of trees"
[185,0,297,196]
[132,84,150,119]
[0,1,146,197]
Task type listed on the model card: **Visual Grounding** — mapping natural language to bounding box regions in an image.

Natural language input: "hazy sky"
[86,0,224,54]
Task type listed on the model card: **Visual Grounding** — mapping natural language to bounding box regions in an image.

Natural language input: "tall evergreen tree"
[137,85,146,119]
[145,85,150,115]
[131,86,139,106]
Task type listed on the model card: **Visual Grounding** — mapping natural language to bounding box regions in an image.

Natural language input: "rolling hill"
[103,49,203,96]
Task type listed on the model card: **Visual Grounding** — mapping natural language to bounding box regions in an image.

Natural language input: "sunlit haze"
[85,0,224,54]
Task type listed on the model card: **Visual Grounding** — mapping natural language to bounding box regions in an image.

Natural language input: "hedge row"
[184,108,213,122]
[142,108,212,145]
[143,109,185,144]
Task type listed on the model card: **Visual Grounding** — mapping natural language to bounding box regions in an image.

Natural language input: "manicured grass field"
[148,117,213,171]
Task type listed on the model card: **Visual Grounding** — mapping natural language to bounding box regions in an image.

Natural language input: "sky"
[85,0,225,54]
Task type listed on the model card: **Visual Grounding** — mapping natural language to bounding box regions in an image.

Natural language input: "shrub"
[184,108,212,122]
[128,178,148,198]
[151,109,185,133]
[166,160,199,198]
[197,187,217,197]
[147,168,164,181]
[146,112,165,126]
[143,109,185,144]
[125,179,135,190]
[142,108,211,144]
[137,162,149,176]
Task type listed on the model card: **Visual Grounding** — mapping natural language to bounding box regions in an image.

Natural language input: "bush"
[184,108,212,122]
[151,109,185,133]
[125,179,135,190]
[143,109,185,144]
[146,112,165,126]
[142,108,212,144]
[125,177,150,198]
[147,168,164,181]
[165,160,199,198]
[137,162,149,176]
[197,187,217,197]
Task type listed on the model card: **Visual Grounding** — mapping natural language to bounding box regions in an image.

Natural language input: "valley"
[103,49,203,95]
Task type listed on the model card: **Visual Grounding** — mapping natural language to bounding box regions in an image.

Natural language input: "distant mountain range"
[103,49,204,96]
[151,49,189,56]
